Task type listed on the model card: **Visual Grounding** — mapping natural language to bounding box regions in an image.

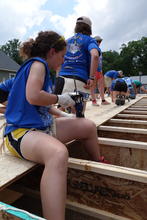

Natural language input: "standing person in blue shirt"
[54,16,99,110]
[2,30,107,220]
[90,36,110,106]
[0,77,15,113]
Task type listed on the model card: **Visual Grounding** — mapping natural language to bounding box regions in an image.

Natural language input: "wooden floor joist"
[108,118,147,125]
[116,113,147,119]
[98,137,147,150]
[122,110,147,114]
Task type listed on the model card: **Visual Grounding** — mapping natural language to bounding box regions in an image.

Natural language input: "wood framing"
[66,97,147,220]
[0,96,147,220]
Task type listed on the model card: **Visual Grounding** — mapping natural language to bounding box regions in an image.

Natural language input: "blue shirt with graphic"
[122,77,134,88]
[59,33,100,81]
[105,70,119,79]
[5,57,53,135]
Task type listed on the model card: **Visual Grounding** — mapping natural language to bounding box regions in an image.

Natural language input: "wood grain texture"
[67,168,147,220]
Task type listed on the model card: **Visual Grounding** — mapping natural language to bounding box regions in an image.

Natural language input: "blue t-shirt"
[105,70,119,79]
[122,77,133,88]
[59,33,99,81]
[111,78,125,91]
[5,57,53,135]
[0,77,15,92]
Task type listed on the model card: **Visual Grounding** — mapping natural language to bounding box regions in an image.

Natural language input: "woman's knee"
[46,144,69,167]
[82,119,97,135]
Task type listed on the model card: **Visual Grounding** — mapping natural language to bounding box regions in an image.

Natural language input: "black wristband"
[90,76,94,80]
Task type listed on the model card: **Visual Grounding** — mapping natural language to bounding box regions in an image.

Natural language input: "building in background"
[0,51,20,82]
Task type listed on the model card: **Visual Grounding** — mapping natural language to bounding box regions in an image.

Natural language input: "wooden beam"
[98,125,147,134]
[109,118,147,125]
[122,110,147,114]
[99,137,147,150]
[66,200,131,220]
[0,152,38,191]
[116,114,147,119]
[127,107,147,110]
[68,158,147,183]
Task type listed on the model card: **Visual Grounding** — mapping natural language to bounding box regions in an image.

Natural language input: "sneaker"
[98,156,110,164]
[92,100,99,106]
[101,100,110,105]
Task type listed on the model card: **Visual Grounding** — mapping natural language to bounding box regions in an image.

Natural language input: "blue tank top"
[5,57,53,135]
[59,33,99,81]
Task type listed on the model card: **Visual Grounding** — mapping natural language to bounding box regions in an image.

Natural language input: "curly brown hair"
[74,23,92,36]
[19,31,66,60]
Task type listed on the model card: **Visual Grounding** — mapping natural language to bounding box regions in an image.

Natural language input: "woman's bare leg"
[90,79,99,106]
[20,131,68,220]
[98,75,110,104]
[56,117,100,160]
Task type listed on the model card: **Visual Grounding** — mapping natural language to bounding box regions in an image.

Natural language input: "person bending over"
[110,78,127,105]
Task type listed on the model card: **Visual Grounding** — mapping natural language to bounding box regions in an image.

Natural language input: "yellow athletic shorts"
[4,128,30,158]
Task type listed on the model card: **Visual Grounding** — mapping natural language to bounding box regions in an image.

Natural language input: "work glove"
[57,93,75,107]
[59,111,76,118]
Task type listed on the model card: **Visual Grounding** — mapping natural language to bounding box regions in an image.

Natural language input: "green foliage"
[102,50,121,73]
[0,37,147,76]
[103,37,147,76]
[0,39,23,64]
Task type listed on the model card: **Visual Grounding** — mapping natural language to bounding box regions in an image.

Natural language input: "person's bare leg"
[56,117,100,160]
[20,131,68,220]
[98,75,110,105]
[90,79,99,106]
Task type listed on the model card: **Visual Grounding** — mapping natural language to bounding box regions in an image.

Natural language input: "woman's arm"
[26,61,58,106]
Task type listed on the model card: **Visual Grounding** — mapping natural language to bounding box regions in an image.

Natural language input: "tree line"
[0,37,147,76]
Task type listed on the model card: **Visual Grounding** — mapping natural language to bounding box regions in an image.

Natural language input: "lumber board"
[99,138,147,170]
[99,137,147,150]
[127,107,147,110]
[108,118,147,125]
[122,110,147,114]
[98,125,147,134]
[85,96,141,126]
[115,113,147,119]
[68,158,147,183]
[66,200,131,220]
[0,152,38,191]
[105,118,147,128]
[67,161,147,220]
